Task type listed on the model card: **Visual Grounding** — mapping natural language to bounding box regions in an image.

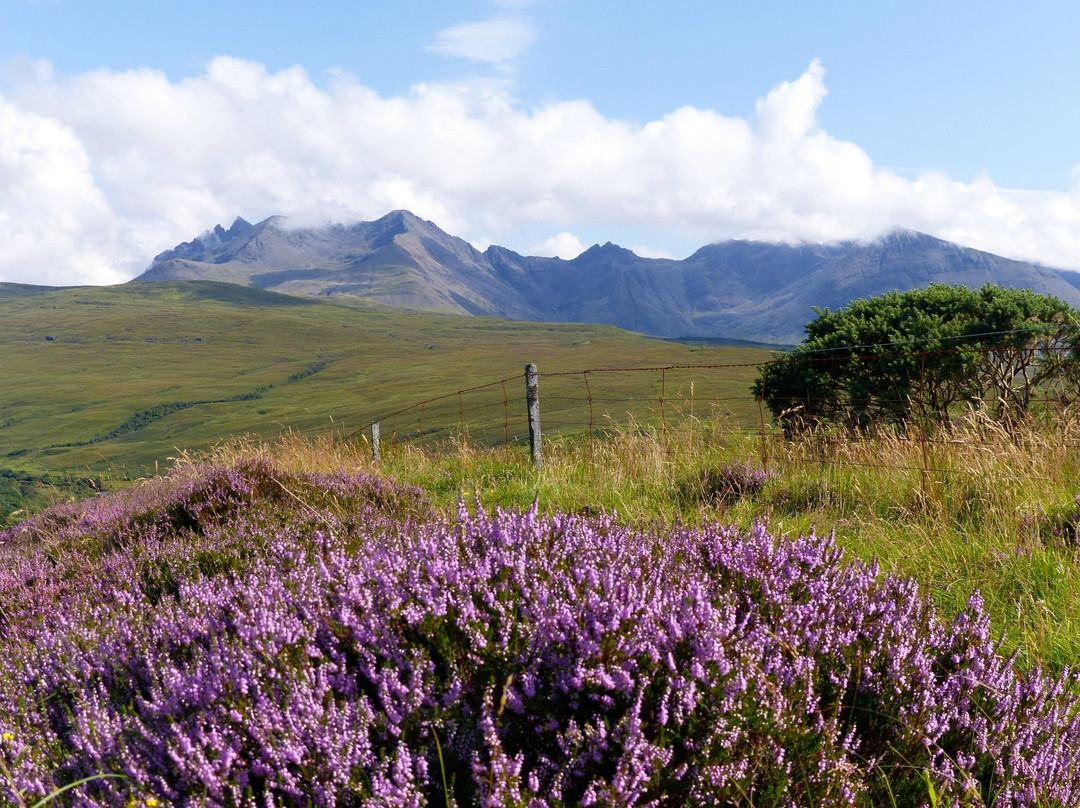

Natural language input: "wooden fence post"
[757,363,770,473]
[525,363,543,469]
[371,421,381,462]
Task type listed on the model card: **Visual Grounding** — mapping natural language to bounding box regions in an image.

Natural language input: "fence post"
[525,362,543,469]
[757,363,770,473]
[371,421,381,461]
[917,356,929,497]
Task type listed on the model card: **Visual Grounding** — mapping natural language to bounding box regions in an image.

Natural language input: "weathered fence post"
[525,363,542,469]
[757,363,770,474]
[371,421,381,462]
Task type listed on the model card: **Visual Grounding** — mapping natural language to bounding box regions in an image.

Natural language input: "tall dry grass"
[181,407,1080,673]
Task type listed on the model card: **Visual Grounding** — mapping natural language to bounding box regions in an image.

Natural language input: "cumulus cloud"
[0,97,128,284]
[2,56,1080,285]
[531,232,586,259]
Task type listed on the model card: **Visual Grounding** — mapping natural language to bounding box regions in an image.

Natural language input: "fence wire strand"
[349,338,1080,482]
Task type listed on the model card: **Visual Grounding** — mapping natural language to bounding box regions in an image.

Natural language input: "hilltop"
[137,211,1080,344]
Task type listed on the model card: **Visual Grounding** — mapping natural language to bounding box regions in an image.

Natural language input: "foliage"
[752,284,1080,430]
[2,460,1080,805]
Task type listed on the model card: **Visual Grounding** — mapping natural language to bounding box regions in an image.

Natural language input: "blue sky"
[2,0,1080,283]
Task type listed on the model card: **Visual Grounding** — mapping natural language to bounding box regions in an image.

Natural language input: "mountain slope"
[142,211,532,319]
[136,213,1080,344]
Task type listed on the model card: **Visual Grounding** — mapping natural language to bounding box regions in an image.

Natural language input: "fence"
[351,337,1080,487]
[355,358,766,460]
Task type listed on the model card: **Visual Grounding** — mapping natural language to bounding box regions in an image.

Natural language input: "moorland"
[4,276,1080,805]
[0,279,765,523]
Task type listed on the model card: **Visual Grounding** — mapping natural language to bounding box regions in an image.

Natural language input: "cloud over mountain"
[137,211,1080,346]
[2,57,1080,285]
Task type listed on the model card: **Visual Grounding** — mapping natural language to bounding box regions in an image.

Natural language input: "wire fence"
[355,359,766,450]
[352,337,1080,483]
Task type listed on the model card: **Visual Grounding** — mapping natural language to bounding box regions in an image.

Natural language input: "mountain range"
[136,210,1080,345]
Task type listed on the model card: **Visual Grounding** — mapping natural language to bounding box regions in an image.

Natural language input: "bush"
[754,284,1080,431]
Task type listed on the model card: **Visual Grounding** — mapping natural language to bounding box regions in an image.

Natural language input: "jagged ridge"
[134,212,1080,345]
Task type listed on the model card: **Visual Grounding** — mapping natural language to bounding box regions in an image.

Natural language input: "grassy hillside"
[0,280,768,490]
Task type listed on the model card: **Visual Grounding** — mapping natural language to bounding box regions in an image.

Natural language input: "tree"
[752,284,1080,431]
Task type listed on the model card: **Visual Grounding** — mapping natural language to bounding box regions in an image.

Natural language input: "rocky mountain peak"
[574,241,638,263]
[137,215,1080,345]
[227,216,255,237]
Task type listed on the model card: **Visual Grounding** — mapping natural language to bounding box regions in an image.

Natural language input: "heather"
[2,460,1080,805]
[220,409,1080,674]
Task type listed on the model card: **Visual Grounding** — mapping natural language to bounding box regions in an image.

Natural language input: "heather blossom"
[0,459,1077,806]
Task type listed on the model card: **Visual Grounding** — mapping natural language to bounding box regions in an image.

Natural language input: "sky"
[2,0,1080,285]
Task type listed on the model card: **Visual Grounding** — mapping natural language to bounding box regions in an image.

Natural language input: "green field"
[0,281,769,510]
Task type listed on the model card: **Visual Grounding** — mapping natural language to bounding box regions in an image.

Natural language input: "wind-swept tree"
[752,284,1080,431]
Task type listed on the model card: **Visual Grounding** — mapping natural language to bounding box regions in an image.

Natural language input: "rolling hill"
[137,211,1080,344]
[0,281,767,497]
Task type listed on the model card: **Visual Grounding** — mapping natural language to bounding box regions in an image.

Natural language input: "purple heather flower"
[0,460,1075,806]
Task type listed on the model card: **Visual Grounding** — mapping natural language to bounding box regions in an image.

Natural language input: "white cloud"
[631,245,677,260]
[754,58,827,142]
[428,19,536,66]
[531,232,586,259]
[2,57,1080,286]
[0,96,129,284]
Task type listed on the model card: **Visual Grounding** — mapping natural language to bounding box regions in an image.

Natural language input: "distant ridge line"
[135,210,1080,345]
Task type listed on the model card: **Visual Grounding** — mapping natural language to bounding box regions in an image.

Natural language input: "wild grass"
[186,405,1080,675]
[0,280,766,480]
